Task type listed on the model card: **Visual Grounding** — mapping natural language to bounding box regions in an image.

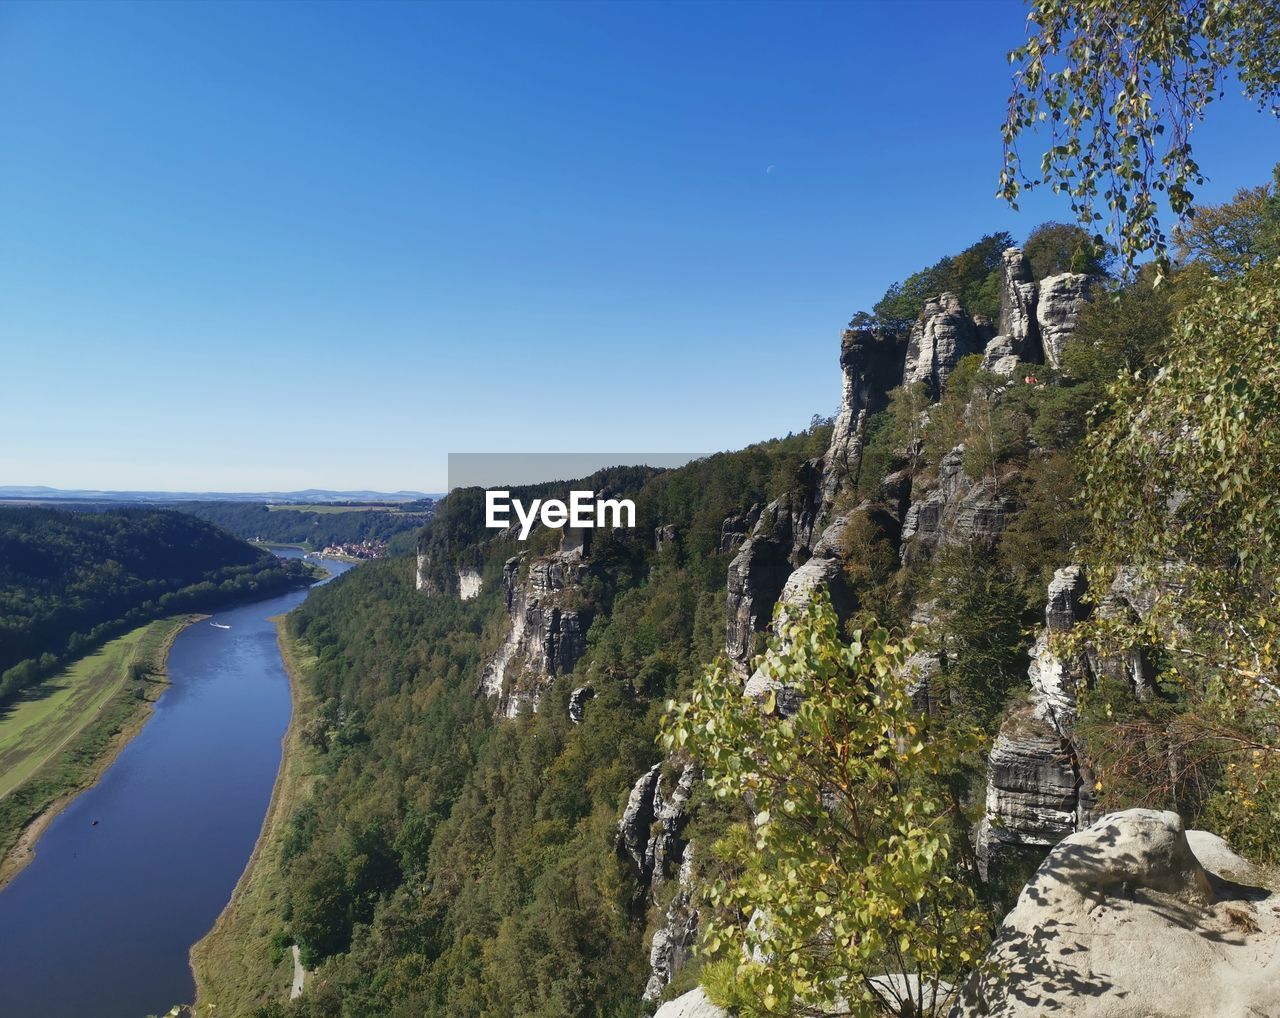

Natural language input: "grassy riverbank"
[0,614,200,889]
[190,618,321,1015]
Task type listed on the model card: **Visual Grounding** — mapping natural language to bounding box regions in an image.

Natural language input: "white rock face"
[457,567,482,600]
[976,700,1080,870]
[980,334,1020,377]
[1036,272,1094,368]
[652,988,729,1018]
[904,292,978,399]
[959,809,1280,1018]
[1027,632,1079,732]
[479,553,589,715]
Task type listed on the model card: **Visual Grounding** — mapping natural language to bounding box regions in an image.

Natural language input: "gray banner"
[447,452,707,491]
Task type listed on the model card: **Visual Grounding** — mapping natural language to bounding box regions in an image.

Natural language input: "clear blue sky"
[1,0,1276,492]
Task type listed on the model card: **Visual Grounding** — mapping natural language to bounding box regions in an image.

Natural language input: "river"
[0,548,355,1018]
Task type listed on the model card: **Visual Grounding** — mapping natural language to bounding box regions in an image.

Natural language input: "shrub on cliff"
[661,593,990,1017]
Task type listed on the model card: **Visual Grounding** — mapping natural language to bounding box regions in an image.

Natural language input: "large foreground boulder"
[957,809,1280,1017]
[653,988,729,1018]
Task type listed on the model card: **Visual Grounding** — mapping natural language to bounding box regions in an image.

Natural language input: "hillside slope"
[0,507,315,704]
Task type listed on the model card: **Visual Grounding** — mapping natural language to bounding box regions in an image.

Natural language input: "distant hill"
[0,486,437,504]
[0,506,317,705]
[175,500,435,553]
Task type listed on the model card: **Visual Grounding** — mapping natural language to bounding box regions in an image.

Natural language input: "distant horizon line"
[0,484,441,504]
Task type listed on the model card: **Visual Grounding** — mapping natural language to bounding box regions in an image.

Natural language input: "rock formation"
[978,566,1096,875]
[819,326,906,510]
[726,325,906,674]
[644,845,699,1001]
[1036,271,1094,369]
[998,246,1041,359]
[457,566,482,600]
[959,809,1280,1018]
[619,763,697,889]
[903,293,979,400]
[568,685,594,724]
[980,333,1021,376]
[724,505,800,671]
[646,245,1107,1012]
[415,550,439,594]
[478,544,591,717]
[618,764,662,878]
[653,988,728,1018]
[976,699,1083,876]
[619,762,700,999]
[719,506,761,554]
[899,445,1015,562]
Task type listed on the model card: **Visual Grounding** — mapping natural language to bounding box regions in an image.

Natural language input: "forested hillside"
[213,435,828,1017]
[175,501,434,552]
[0,508,315,705]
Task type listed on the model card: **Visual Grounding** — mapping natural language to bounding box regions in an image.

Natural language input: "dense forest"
[0,507,316,706]
[175,501,434,553]
[244,432,831,1017]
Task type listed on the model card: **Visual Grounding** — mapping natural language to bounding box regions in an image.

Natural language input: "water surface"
[0,549,353,1018]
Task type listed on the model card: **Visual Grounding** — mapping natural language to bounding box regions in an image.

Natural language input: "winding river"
[0,549,354,1018]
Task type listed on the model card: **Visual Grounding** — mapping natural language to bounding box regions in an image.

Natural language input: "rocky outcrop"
[457,567,482,600]
[904,293,979,400]
[725,506,799,671]
[976,700,1082,876]
[653,989,728,1018]
[774,515,856,625]
[726,324,905,672]
[899,445,1015,562]
[568,685,595,724]
[655,524,678,553]
[819,327,906,509]
[561,525,591,558]
[479,550,591,716]
[619,762,701,1000]
[980,334,1021,376]
[959,810,1280,1018]
[1036,272,1094,369]
[619,763,697,890]
[719,506,761,554]
[618,764,662,877]
[998,246,1041,359]
[415,551,439,594]
[416,544,483,600]
[1045,564,1088,632]
[978,566,1096,875]
[983,249,1100,377]
[644,846,699,1001]
[740,514,864,713]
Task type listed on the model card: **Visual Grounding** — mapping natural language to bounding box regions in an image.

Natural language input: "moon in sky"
[765,164,776,175]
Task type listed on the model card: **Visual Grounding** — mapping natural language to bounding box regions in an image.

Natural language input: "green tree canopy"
[1172,164,1280,274]
[1079,257,1280,860]
[661,594,989,1017]
[1001,0,1280,266]
[869,232,1013,332]
[1023,220,1111,278]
